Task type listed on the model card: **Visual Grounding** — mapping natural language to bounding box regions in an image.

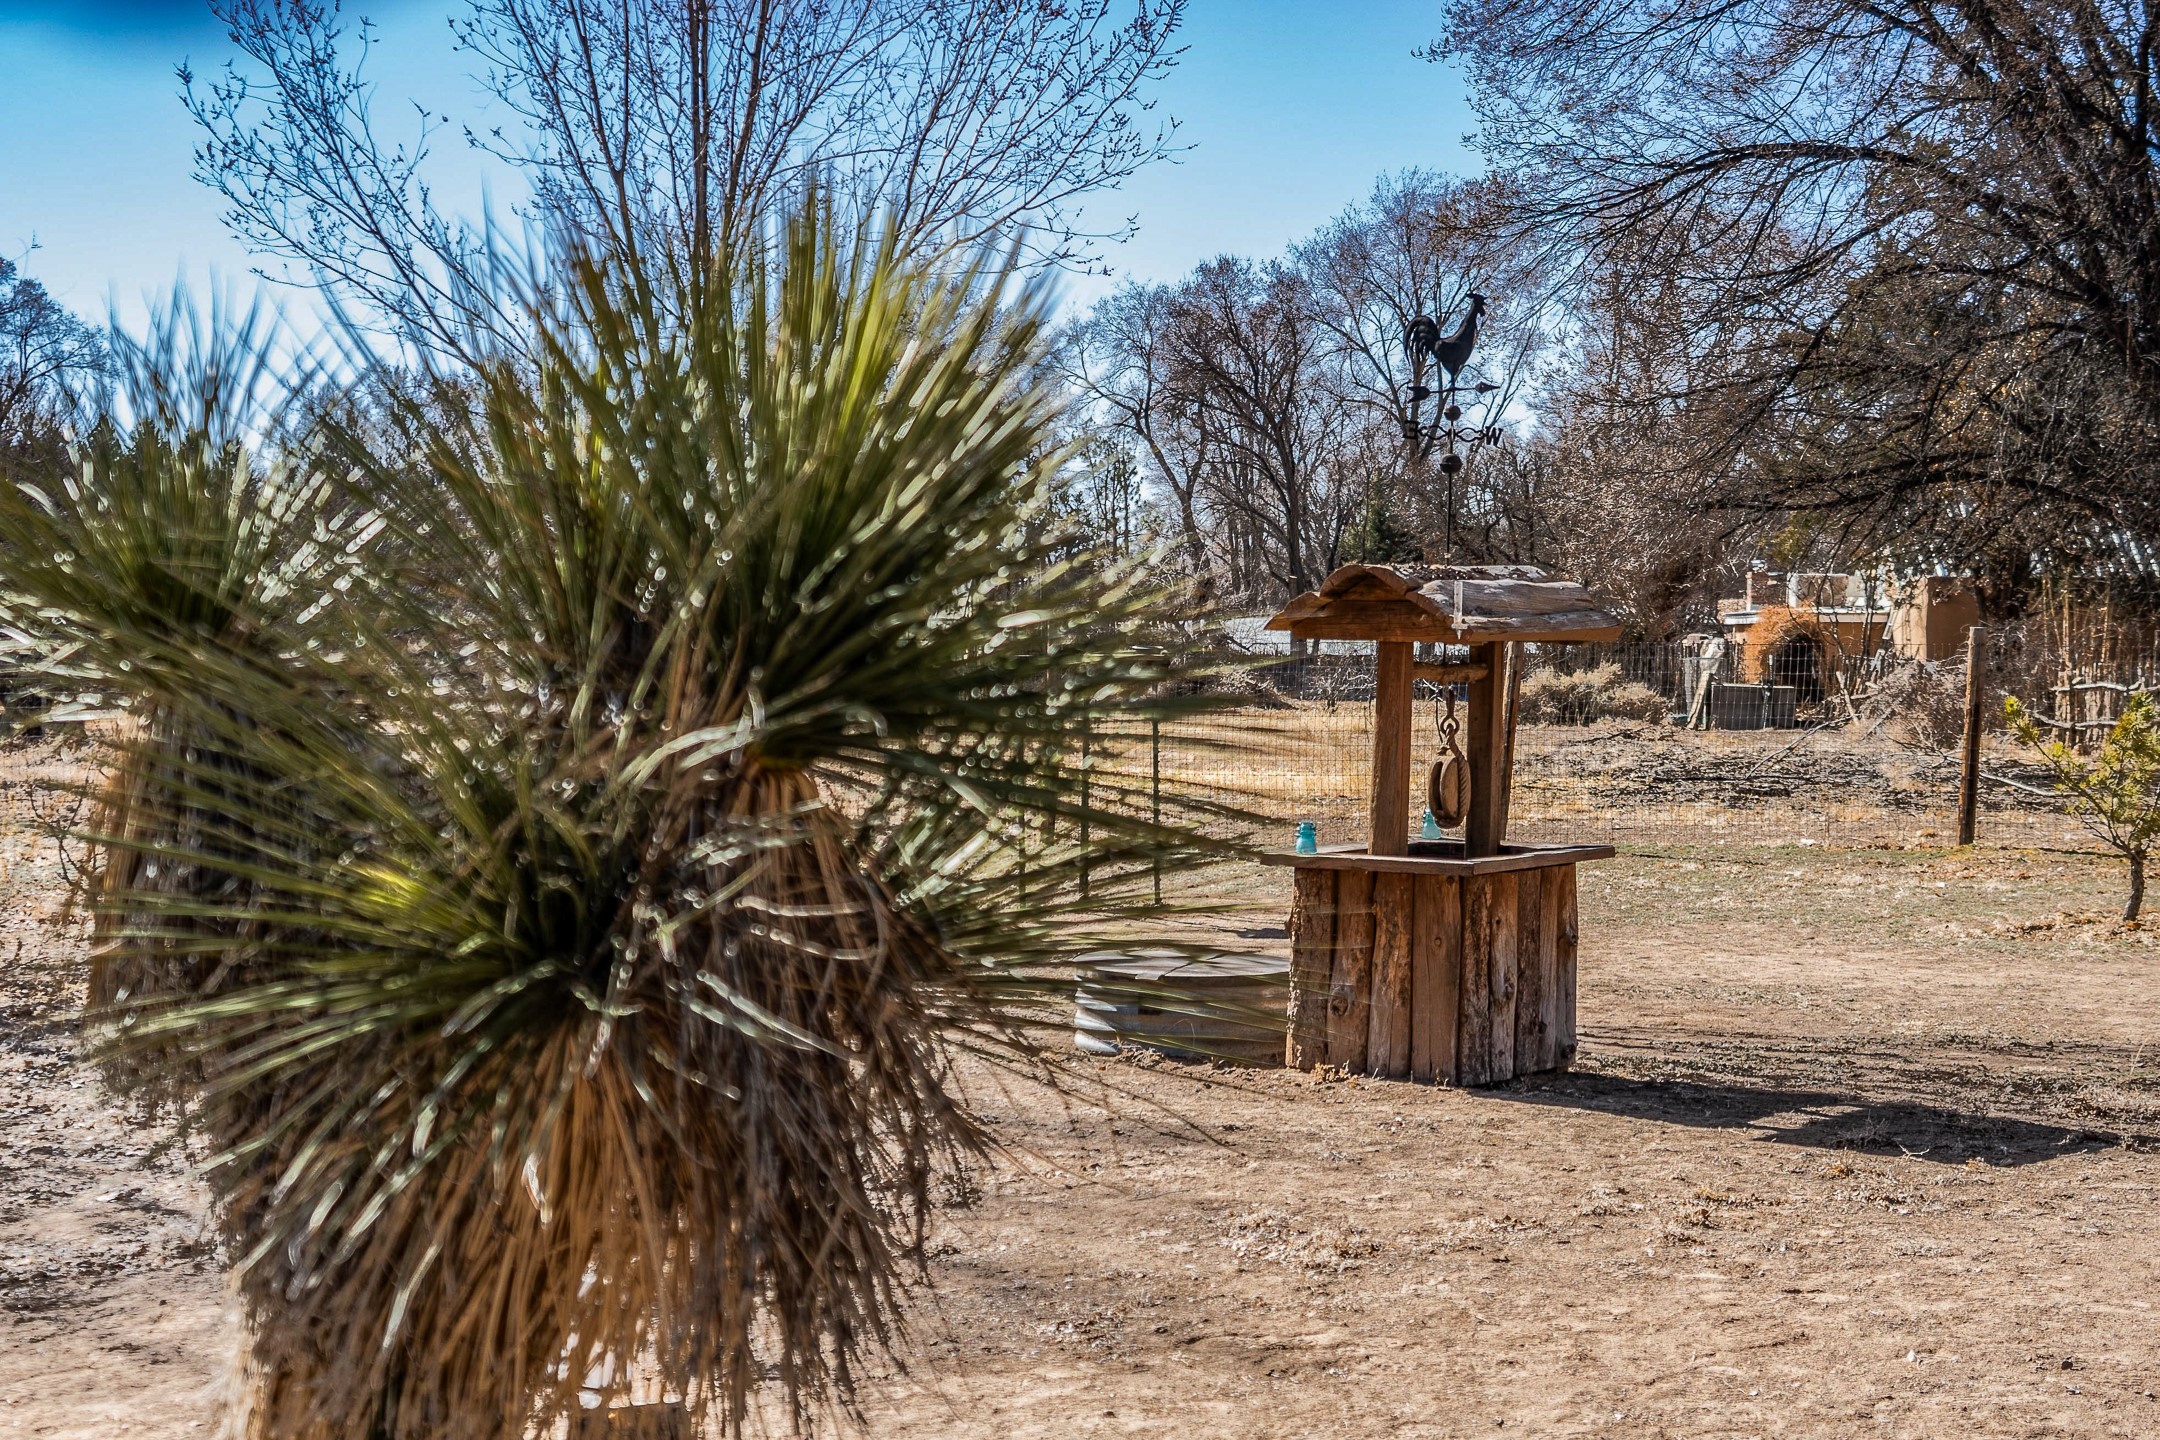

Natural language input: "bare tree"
[1297,174,1546,460]
[186,0,1187,352]
[1158,258,1368,604]
[1059,282,1215,594]
[1064,258,1372,608]
[1430,0,2160,592]
[1045,432,1160,564]
[1510,236,1770,635]
[1065,177,1696,613]
[0,257,104,452]
[1296,171,1558,558]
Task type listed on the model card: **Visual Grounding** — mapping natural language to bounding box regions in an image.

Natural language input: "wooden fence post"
[1956,624,1986,846]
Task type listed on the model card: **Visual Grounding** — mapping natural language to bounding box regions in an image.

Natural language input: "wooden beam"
[1456,873,1499,1085]
[1452,582,1618,619]
[1259,843,1618,877]
[1411,661,1489,685]
[1455,619,1623,644]
[1485,872,1519,1082]
[1496,642,1522,840]
[1956,624,1985,846]
[1369,640,1414,856]
[1288,604,1465,643]
[1512,866,1549,1072]
[1287,612,1622,644]
[1456,612,1624,641]
[1464,640,1507,857]
[1539,867,1570,1072]
[1553,864,1579,1068]
[1456,873,1522,1085]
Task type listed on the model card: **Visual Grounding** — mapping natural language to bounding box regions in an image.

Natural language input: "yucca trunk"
[88,707,284,1108]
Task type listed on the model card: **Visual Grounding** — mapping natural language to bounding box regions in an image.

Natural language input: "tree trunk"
[2127,849,2146,922]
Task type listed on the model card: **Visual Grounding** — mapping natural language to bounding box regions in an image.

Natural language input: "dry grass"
[1090,703,1374,809]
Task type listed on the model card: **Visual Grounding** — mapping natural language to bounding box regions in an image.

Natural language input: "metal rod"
[1150,718,1162,904]
[1079,719,1091,901]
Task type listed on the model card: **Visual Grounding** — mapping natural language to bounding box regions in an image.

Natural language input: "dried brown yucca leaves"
[0,200,1254,1439]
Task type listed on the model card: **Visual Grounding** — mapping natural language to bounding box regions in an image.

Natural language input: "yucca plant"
[18,200,1252,1439]
[0,296,357,1108]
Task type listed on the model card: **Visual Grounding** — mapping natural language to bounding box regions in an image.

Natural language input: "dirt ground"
[9,732,2160,1437]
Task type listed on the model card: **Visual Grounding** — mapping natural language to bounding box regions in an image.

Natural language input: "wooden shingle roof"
[1265,563,1621,644]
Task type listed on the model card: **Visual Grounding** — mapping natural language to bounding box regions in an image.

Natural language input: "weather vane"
[1403,292,1502,557]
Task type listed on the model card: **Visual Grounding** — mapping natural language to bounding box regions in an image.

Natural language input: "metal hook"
[1434,683,1460,742]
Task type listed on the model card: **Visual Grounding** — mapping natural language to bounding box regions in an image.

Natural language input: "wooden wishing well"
[1260,564,1620,1085]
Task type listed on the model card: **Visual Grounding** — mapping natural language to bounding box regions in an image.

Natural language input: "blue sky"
[0,0,1480,332]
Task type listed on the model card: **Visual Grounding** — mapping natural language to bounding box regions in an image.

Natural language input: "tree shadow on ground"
[1494,1069,2141,1167]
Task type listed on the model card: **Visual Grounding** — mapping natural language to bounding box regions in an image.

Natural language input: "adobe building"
[1712,570,1978,705]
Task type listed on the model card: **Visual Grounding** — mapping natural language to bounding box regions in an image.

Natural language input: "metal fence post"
[1150,717,1162,904]
[1078,718,1091,900]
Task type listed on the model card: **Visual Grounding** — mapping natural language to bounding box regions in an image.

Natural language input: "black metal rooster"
[1405,293,1486,388]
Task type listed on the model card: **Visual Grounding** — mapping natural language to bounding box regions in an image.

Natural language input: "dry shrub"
[1206,662,1292,708]
[1517,662,1669,725]
[1874,659,1969,749]
[1873,657,2013,751]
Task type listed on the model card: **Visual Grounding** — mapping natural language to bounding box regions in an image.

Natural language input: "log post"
[1285,867,1337,1070]
[1956,624,1986,846]
[1465,641,1509,857]
[1367,872,1414,1077]
[1410,874,1461,1084]
[1457,873,1498,1084]
[1552,865,1578,1066]
[1512,866,1548,1071]
[1496,642,1524,838]
[1327,867,1375,1071]
[1370,640,1414,856]
[1485,872,1519,1081]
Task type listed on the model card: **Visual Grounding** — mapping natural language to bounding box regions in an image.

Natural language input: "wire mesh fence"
[1080,643,2103,854]
[1217,643,1838,730]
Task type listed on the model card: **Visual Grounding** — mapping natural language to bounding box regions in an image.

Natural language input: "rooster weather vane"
[1403,292,1502,556]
